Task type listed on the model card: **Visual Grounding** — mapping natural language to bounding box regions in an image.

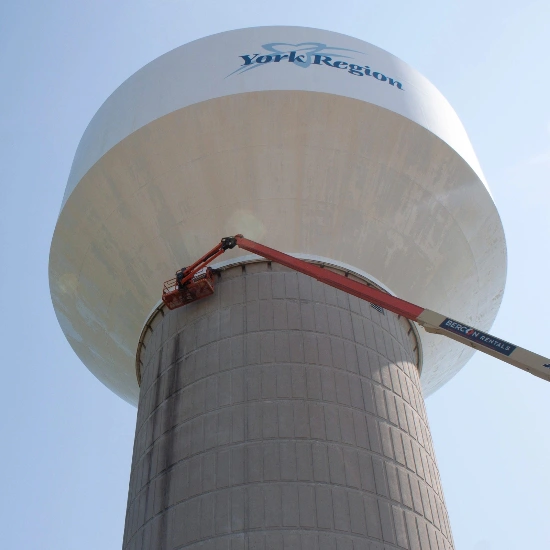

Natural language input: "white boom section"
[417,310,550,383]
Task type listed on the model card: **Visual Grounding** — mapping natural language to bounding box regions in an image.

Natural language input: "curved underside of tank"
[50,89,506,404]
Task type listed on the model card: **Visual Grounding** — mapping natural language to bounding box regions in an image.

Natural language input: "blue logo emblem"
[229,41,404,90]
[230,42,361,75]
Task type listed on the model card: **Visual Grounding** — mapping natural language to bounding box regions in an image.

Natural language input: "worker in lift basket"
[176,268,187,289]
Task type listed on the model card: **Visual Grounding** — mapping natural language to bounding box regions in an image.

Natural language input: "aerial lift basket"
[162,268,215,310]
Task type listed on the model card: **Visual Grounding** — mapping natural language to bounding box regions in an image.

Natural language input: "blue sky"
[1,1,549,549]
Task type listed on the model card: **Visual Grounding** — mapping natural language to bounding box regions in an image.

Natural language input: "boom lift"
[162,235,550,383]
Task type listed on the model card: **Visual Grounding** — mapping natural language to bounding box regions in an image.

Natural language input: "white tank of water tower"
[50,27,506,550]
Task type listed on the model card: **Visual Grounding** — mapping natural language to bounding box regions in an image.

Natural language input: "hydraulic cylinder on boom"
[162,235,550,383]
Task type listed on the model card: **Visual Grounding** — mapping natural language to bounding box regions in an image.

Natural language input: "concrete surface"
[123,263,454,550]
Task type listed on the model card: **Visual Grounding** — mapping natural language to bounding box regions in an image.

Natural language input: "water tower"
[49,27,506,550]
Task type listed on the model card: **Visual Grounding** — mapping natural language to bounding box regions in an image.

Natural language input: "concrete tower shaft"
[123,263,453,550]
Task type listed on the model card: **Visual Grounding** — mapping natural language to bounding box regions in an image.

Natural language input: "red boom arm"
[234,235,424,320]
